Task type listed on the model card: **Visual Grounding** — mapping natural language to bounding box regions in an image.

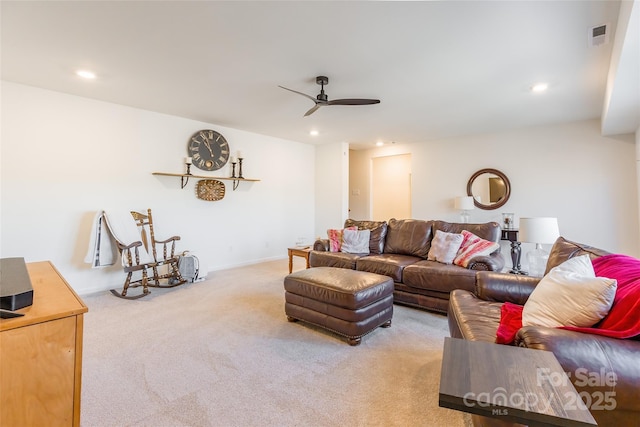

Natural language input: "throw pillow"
[427,230,464,264]
[341,229,371,254]
[522,255,617,328]
[343,219,388,254]
[327,226,357,252]
[453,230,500,267]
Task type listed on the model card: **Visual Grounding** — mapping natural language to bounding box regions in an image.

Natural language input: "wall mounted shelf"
[152,172,260,190]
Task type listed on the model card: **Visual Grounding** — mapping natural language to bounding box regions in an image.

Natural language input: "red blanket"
[561,254,640,339]
[495,302,523,344]
[496,254,640,343]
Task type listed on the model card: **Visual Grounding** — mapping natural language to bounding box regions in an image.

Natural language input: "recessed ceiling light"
[76,70,96,79]
[376,141,384,147]
[531,83,548,93]
[309,130,319,136]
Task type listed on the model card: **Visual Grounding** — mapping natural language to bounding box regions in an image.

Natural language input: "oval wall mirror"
[466,168,511,210]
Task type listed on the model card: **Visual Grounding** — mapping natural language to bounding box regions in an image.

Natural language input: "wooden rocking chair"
[108,209,186,299]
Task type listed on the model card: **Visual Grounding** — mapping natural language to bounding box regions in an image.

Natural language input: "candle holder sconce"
[182,157,193,188]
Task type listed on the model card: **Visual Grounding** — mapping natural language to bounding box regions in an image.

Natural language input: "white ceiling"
[1,1,637,149]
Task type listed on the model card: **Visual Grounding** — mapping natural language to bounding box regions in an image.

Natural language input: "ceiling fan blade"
[278,85,317,103]
[282,77,380,116]
[328,98,381,106]
[304,104,322,117]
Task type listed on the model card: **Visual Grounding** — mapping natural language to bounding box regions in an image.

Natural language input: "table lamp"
[454,196,475,223]
[518,217,560,277]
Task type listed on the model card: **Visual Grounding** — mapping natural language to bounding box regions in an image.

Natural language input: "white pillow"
[341,229,371,254]
[522,255,617,328]
[427,230,464,264]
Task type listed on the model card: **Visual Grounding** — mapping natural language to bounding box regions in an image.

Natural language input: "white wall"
[3,82,637,292]
[314,142,349,238]
[348,149,369,219]
[349,120,639,267]
[371,153,412,221]
[0,82,315,294]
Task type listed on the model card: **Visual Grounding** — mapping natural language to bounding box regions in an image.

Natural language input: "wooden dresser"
[1,261,88,427]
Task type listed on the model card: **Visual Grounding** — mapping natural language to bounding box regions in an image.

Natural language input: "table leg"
[288,250,293,274]
[510,241,523,274]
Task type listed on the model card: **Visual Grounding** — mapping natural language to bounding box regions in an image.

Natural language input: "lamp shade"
[519,217,560,244]
[454,196,475,210]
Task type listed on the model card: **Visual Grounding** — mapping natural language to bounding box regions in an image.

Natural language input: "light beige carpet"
[80,259,468,427]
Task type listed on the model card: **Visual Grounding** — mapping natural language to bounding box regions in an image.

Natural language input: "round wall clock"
[196,179,226,201]
[187,129,230,171]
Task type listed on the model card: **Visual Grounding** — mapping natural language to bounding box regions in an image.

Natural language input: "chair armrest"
[154,235,181,244]
[516,326,640,416]
[475,271,540,305]
[117,240,143,251]
[467,252,505,272]
[152,236,180,261]
[117,241,155,269]
[313,238,329,251]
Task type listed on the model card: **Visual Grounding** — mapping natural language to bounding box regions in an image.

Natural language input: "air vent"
[589,24,609,47]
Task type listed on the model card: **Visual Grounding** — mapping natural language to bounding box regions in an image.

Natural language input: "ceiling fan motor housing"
[316,76,329,85]
[316,76,329,101]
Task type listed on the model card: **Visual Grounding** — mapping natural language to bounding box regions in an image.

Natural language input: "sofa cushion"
[447,289,503,343]
[432,220,501,243]
[355,253,421,283]
[383,218,433,258]
[403,260,476,293]
[427,230,463,264]
[344,219,388,255]
[308,251,362,269]
[522,255,617,328]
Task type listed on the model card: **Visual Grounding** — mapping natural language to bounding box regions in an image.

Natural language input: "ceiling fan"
[279,76,380,117]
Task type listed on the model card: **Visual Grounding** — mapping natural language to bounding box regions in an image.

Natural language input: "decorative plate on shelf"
[196,179,226,201]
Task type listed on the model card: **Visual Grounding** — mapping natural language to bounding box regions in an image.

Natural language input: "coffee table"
[439,338,597,426]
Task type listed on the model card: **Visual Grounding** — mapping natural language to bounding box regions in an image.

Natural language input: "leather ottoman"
[284,267,394,346]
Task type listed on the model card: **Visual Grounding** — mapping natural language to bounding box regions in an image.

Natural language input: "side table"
[287,246,311,274]
[1,261,88,426]
[439,337,597,426]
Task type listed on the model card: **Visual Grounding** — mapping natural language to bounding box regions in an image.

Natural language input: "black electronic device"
[0,257,34,311]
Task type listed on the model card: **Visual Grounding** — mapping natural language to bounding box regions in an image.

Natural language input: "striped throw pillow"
[453,230,500,267]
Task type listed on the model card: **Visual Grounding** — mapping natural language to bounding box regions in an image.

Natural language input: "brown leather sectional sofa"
[448,237,640,426]
[310,218,505,313]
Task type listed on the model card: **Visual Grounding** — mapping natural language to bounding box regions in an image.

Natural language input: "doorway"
[371,154,411,221]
